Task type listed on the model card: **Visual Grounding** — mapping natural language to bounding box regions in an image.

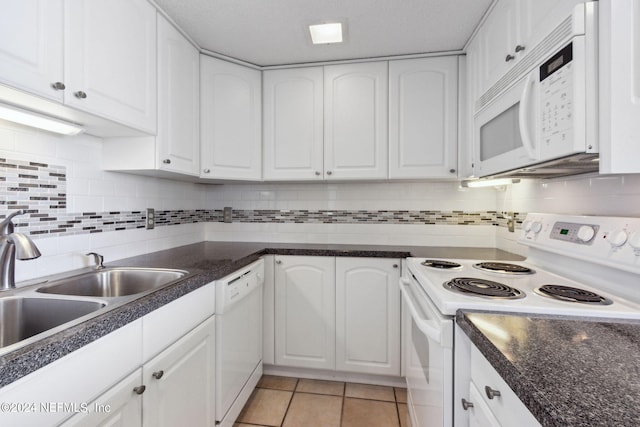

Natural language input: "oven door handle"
[400,278,442,344]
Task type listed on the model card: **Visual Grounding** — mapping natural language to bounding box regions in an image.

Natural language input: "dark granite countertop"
[457,311,640,427]
[0,241,521,387]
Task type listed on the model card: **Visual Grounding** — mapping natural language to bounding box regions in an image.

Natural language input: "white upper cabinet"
[599,0,640,174]
[64,0,157,133]
[200,56,262,180]
[324,61,389,180]
[0,0,64,102]
[157,14,200,176]
[389,57,458,179]
[263,67,324,181]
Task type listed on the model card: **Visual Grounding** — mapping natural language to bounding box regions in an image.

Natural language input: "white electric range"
[401,213,640,427]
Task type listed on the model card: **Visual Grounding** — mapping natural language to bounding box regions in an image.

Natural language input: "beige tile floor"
[235,375,409,427]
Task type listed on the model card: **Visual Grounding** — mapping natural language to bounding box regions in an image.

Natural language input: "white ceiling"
[153,0,493,67]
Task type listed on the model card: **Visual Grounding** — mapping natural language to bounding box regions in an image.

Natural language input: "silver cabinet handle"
[449,168,456,174]
[133,385,146,395]
[326,171,332,175]
[275,260,282,264]
[203,168,210,174]
[461,398,474,410]
[162,159,171,164]
[152,370,164,379]
[315,171,321,176]
[505,54,515,62]
[74,91,87,99]
[485,386,501,399]
[51,82,66,91]
[393,264,398,268]
[515,45,525,53]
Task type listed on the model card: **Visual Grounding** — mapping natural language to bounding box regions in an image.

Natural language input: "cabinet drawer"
[470,346,540,427]
[142,283,215,362]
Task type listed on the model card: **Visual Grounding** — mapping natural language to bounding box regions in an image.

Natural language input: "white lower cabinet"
[143,316,216,427]
[274,256,336,370]
[273,255,401,376]
[335,257,400,375]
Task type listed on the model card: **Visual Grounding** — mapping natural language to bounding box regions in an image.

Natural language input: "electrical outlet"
[146,208,155,229]
[223,207,232,223]
[507,212,515,233]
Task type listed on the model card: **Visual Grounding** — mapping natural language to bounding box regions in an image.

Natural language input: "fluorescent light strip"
[0,104,83,135]
[309,23,343,44]
[461,178,520,188]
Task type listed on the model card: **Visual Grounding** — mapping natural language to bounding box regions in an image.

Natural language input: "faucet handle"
[86,252,105,269]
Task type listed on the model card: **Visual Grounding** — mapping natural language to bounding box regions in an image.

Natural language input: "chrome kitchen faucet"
[0,210,41,291]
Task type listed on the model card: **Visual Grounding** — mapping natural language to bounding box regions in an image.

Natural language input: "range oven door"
[400,274,454,427]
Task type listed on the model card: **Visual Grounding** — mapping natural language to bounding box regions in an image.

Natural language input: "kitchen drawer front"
[142,282,215,362]
[470,346,541,427]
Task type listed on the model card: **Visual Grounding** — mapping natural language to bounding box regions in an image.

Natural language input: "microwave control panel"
[539,43,574,147]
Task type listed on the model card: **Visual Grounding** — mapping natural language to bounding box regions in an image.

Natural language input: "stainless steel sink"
[0,297,106,349]
[36,268,188,297]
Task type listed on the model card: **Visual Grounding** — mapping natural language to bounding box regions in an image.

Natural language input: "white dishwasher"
[215,258,264,427]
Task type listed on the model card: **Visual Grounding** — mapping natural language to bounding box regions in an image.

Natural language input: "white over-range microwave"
[473,2,599,179]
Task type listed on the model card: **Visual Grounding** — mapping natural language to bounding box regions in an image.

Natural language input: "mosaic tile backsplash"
[0,157,524,238]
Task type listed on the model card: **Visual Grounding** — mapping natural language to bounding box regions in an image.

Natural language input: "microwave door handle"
[399,278,442,344]
[518,71,537,160]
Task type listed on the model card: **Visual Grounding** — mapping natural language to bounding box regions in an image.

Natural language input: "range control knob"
[576,225,596,242]
[531,221,543,233]
[607,229,628,248]
[628,231,640,250]
[522,220,532,232]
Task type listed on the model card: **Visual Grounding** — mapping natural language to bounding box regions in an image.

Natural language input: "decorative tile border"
[1,208,525,239]
[0,158,66,214]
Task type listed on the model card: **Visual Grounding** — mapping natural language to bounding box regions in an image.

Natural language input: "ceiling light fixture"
[460,178,521,188]
[309,22,343,44]
[0,103,84,136]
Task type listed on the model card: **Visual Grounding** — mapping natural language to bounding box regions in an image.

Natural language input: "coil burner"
[473,262,535,275]
[535,284,613,305]
[421,260,462,270]
[443,277,525,299]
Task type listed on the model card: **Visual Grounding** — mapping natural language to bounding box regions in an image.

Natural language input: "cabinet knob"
[162,159,171,164]
[326,171,332,175]
[315,171,321,176]
[275,260,282,264]
[505,54,515,62]
[393,264,398,268]
[485,385,501,399]
[461,398,474,410]
[203,168,211,174]
[152,370,164,380]
[133,385,146,395]
[74,91,87,99]
[449,168,456,174]
[515,45,526,53]
[51,82,66,91]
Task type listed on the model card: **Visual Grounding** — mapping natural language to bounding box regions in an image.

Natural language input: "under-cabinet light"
[0,103,84,135]
[309,22,343,44]
[461,178,520,188]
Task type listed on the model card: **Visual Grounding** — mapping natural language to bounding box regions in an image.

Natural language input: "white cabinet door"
[157,14,200,176]
[143,316,216,427]
[324,61,388,180]
[478,0,519,94]
[0,0,64,102]
[64,0,156,133]
[335,257,401,375]
[61,369,143,427]
[274,256,336,370]
[599,0,640,174]
[200,56,262,180]
[263,67,324,181]
[389,57,458,179]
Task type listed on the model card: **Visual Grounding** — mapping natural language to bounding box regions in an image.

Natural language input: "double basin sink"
[0,268,188,351]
